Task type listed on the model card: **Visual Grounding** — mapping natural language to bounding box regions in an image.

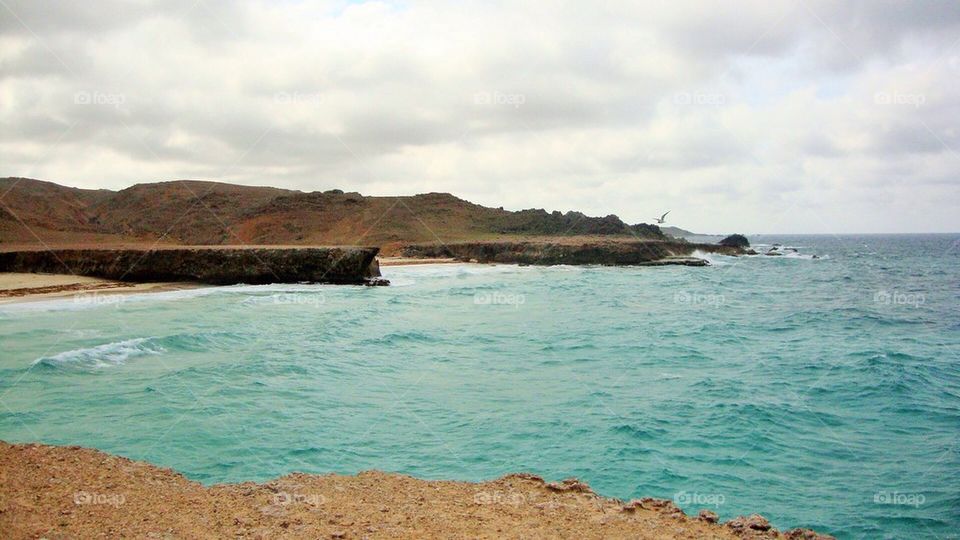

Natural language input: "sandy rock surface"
[0,442,833,539]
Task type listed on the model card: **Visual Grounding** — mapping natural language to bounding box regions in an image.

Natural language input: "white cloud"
[1,0,959,232]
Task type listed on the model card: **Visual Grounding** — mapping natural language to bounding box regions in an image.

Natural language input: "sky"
[2,0,959,233]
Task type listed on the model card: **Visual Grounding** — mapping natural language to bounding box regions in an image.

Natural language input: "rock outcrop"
[401,240,745,266]
[0,441,834,539]
[719,234,750,248]
[0,247,384,285]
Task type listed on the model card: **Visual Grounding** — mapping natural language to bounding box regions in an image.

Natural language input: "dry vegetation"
[0,178,666,254]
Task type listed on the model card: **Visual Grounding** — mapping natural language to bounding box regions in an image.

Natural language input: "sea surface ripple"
[1,234,958,539]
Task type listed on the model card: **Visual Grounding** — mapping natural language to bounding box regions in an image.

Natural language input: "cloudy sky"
[2,0,959,233]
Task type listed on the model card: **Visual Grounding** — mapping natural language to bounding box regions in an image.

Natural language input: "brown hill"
[0,177,665,253]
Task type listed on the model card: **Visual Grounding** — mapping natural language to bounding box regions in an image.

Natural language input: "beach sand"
[0,257,458,303]
[0,442,830,539]
[0,249,706,304]
[0,273,200,304]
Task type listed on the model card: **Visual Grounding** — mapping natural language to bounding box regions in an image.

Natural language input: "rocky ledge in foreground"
[0,247,386,285]
[401,240,745,266]
[0,442,832,539]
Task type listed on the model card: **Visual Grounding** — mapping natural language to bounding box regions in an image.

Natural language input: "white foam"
[0,283,341,314]
[0,286,225,314]
[690,250,736,266]
[381,263,537,282]
[33,337,163,368]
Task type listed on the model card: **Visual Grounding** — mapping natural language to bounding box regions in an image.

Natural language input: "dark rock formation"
[544,478,593,493]
[727,514,772,532]
[699,509,720,523]
[783,529,836,540]
[401,240,745,266]
[719,234,750,248]
[0,247,383,285]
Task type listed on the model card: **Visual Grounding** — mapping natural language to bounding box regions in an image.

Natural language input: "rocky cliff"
[400,240,744,265]
[0,247,383,285]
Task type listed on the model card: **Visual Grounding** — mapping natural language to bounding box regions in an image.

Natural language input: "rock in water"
[719,234,750,248]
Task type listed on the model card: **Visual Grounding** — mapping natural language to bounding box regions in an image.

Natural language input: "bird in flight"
[654,211,670,224]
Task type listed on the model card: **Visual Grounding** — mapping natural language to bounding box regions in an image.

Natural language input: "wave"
[0,286,225,314]
[779,251,826,260]
[31,331,248,369]
[690,250,736,266]
[0,283,347,314]
[33,337,164,369]
[382,263,533,279]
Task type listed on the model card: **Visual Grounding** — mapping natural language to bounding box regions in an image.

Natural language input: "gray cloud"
[1,0,959,232]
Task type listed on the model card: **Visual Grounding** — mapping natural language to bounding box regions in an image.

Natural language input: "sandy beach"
[0,442,830,539]
[0,257,461,303]
[0,273,200,304]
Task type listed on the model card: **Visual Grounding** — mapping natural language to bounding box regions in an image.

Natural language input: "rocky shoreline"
[0,247,385,286]
[0,240,752,292]
[0,442,832,539]
[400,240,745,266]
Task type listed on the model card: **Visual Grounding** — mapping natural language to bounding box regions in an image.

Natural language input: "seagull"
[654,211,670,224]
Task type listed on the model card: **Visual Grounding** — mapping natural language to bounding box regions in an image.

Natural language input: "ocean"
[1,234,957,539]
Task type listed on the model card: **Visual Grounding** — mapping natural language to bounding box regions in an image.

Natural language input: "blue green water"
[1,235,958,539]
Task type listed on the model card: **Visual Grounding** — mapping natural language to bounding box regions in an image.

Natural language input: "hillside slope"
[0,178,666,251]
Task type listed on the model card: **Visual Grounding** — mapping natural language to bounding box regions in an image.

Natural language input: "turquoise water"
[1,235,958,539]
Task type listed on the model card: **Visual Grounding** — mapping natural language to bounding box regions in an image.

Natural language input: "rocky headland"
[0,247,385,286]
[400,240,746,266]
[0,442,833,539]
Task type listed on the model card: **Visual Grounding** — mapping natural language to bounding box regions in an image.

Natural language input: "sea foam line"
[32,337,164,368]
